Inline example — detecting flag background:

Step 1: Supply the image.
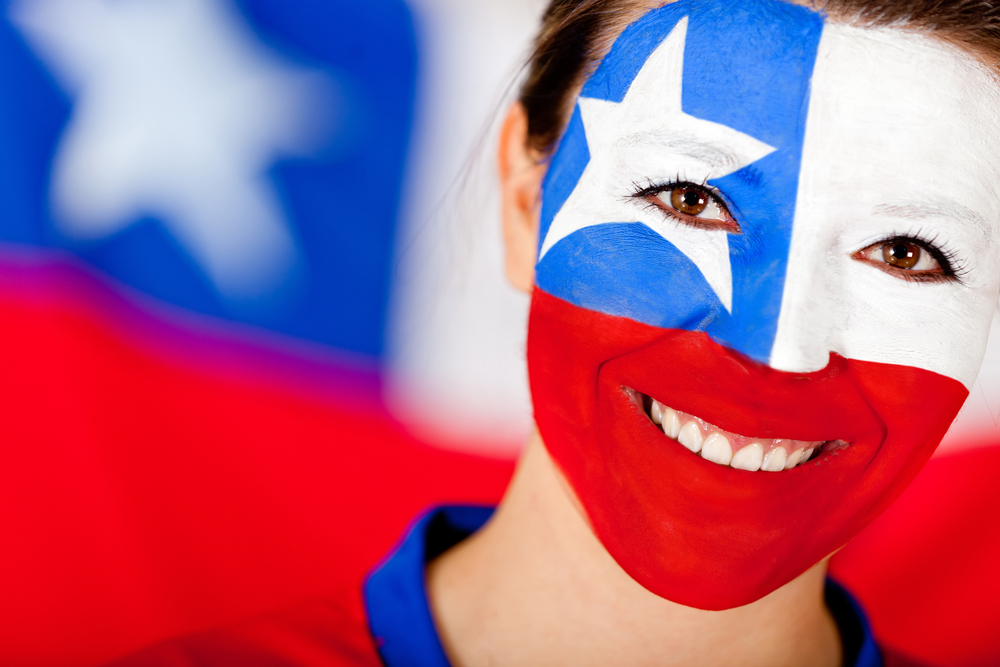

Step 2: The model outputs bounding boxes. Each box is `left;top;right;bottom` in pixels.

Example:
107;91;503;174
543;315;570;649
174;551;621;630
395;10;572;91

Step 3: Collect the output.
0;1;995;665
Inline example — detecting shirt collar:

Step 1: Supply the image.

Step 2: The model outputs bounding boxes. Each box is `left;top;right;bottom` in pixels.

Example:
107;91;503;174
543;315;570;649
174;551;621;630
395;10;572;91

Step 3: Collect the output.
364;506;882;667
364;506;492;667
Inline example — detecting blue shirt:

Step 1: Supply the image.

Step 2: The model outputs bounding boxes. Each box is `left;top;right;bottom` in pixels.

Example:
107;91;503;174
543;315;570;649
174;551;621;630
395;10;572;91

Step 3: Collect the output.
364;507;883;667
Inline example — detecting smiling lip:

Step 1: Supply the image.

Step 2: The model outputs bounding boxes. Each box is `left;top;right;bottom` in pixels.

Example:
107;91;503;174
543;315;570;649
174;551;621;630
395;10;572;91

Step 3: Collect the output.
624;387;849;472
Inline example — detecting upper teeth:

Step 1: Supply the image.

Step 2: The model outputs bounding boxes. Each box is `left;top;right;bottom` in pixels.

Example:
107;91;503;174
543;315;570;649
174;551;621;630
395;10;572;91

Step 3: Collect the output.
645;396;834;472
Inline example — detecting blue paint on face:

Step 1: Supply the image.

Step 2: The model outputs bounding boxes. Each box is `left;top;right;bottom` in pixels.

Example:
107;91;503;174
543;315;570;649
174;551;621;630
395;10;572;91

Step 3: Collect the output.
535;0;824;364
540;223;723;332
538;106;590;245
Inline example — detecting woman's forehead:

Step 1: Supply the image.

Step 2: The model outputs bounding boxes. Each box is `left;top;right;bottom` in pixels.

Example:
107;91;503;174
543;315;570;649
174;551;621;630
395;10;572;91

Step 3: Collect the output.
804;23;1000;223
594;0;1000;128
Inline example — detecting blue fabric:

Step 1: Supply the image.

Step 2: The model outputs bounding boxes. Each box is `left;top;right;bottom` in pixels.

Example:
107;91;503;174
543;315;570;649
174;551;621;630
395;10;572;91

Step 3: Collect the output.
826;579;884;667
364;505;883;667
364;506;493;667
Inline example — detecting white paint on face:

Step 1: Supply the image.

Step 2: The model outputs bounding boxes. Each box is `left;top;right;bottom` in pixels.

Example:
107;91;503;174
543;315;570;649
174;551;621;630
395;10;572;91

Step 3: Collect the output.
770;24;1000;389
538;17;776;312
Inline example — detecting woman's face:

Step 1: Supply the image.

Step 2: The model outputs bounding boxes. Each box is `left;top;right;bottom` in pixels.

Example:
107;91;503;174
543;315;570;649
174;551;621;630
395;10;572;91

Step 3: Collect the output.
527;0;1000;610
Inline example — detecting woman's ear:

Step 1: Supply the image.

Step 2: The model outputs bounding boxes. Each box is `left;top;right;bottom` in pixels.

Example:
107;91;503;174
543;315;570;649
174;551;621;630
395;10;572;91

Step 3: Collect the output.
498;102;547;294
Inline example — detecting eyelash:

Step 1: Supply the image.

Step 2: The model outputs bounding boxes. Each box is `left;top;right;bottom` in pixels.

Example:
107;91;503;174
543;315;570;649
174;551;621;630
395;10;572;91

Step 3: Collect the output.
861;231;967;285
628;178;739;233
629;180;967;285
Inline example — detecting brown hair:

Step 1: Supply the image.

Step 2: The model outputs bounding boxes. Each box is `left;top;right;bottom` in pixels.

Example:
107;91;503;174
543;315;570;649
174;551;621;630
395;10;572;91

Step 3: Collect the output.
519;0;1000;154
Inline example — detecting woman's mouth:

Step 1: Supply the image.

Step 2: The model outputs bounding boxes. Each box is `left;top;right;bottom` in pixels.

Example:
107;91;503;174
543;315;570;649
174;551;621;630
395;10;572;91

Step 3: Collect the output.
625;388;848;472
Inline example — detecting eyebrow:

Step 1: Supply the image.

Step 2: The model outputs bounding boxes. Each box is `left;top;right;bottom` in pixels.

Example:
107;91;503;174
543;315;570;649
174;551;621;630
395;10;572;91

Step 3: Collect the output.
636;130;745;173
669;138;741;170
667;136;743;172
872;201;994;239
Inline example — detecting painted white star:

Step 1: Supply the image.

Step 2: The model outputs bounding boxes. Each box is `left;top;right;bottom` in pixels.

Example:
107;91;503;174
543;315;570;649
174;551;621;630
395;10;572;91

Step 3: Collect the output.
12;0;339;300
539;17;776;312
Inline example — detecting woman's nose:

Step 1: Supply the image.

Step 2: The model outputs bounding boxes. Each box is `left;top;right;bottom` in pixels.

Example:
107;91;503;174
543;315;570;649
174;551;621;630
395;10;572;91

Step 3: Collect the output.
766;233;844;375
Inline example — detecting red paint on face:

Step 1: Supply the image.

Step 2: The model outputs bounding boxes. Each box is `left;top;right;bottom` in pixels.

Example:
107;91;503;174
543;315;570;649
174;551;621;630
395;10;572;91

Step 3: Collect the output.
527;288;967;610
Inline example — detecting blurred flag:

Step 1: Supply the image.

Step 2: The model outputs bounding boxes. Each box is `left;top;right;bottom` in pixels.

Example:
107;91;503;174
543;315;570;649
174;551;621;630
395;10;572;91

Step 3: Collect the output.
4;0;412;354
0;0;535;664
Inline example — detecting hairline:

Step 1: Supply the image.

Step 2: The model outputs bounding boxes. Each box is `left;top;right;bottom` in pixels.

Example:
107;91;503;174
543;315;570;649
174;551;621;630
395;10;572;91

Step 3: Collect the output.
532;0;1000;157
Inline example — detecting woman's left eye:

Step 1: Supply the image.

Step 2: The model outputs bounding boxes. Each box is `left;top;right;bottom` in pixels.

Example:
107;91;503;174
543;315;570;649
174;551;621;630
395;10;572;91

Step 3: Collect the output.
854;238;950;281
638;182;740;233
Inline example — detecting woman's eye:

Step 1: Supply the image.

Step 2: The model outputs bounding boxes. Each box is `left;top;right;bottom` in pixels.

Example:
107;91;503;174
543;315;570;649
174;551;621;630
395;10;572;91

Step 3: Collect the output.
666;186;713;217
855;238;949;281
641;183;740;233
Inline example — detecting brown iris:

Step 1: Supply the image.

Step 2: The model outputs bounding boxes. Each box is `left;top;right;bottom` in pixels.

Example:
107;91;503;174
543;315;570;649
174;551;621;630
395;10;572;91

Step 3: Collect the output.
882;241;921;269
670;186;709;216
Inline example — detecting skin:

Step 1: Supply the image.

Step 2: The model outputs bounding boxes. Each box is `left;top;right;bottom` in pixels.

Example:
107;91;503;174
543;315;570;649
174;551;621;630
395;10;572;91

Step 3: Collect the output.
425;103;842;667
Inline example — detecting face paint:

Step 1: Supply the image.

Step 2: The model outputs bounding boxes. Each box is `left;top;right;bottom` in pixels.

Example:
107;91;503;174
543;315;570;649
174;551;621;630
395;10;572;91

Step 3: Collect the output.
528;0;1000;610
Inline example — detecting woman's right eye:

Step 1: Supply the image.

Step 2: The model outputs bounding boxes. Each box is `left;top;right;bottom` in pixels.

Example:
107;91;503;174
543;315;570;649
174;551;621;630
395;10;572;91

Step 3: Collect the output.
638;182;741;234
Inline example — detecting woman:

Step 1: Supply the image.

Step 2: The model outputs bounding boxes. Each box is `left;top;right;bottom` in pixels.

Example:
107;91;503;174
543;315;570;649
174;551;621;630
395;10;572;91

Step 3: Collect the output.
378;0;1000;664
112;0;1000;664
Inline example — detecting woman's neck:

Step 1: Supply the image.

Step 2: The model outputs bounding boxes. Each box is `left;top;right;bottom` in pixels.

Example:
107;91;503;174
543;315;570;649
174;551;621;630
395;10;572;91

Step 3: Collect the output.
427;430;842;667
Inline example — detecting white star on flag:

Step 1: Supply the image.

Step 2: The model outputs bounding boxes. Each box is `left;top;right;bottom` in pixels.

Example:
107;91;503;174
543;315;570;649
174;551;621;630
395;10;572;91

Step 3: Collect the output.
12;0;339;300
539;17;776;312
